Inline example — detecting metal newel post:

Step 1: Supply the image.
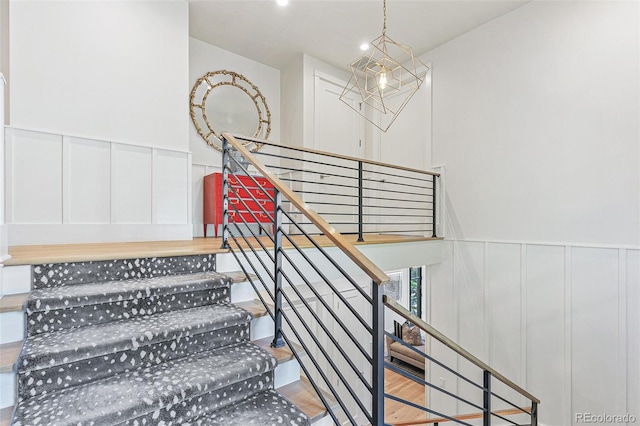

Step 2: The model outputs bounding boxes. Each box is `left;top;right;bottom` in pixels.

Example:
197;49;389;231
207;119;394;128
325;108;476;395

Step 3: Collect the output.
432;175;437;238
372;281;385;425
531;401;538;426
357;161;364;242
483;370;491;426
271;188;285;348
221;137;230;249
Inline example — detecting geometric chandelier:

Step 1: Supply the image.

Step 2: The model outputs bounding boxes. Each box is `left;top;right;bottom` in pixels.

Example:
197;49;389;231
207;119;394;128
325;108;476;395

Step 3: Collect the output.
340;0;429;132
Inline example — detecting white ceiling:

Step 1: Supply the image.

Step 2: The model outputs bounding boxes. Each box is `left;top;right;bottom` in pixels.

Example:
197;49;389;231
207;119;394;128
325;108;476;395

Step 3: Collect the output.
189;0;529;71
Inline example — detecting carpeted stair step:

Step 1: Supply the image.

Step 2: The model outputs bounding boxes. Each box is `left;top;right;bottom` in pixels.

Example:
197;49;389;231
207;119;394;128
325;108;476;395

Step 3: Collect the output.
26;271;231;335
13;341;277;426
191;389;310;425
18;303;251;399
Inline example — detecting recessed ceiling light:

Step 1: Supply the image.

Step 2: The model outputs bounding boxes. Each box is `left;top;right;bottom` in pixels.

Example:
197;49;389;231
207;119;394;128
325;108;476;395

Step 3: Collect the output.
276;0;289;6
360;43;370;51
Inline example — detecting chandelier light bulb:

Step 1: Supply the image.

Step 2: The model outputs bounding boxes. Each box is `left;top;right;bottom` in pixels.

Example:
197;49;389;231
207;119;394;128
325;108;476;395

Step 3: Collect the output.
378;71;388;90
360;43;370;51
276;0;289;6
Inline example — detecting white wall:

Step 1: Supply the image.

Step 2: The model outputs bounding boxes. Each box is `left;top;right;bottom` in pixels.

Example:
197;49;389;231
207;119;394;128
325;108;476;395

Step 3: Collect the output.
423;0;639;246
421;2;639;425
189;37;280;237
0;0;9;124
9;1;189;151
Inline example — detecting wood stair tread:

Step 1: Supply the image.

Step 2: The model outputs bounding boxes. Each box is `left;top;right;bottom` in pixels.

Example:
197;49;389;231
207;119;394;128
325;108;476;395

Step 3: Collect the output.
223;270;259;284
234;300;269;318
0;341;22;374
0;406;12;426
252;336;304;364
278;377;338;423
0;293;29;313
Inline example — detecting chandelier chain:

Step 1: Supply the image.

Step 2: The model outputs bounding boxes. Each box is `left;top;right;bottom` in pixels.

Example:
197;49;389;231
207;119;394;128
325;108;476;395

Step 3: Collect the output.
382;0;387;37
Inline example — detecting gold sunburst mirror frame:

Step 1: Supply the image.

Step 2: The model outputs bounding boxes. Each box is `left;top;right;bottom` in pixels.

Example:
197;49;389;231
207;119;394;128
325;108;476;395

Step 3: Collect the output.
190;70;271;152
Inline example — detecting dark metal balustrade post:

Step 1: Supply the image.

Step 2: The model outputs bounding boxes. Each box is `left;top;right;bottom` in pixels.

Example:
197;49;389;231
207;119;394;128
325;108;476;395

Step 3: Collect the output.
221;137;230;249
372;281;384;425
358;161;364;242
271;188;285;348
531;401;538;426
432;175;438;238
483;370;491;426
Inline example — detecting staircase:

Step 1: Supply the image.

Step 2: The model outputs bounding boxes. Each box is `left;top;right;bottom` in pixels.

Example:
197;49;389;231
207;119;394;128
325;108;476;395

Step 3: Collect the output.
3;255;310;425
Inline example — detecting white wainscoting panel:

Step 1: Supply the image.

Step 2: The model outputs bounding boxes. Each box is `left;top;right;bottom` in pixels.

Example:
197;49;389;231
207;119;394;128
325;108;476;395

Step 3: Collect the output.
571;247;621;418
428;240;639;426
112;143;152;224
192;165;206;237
526;244;566;425
627;250;639;418
154;150;188;225
7;128;63;224
5;127;192;244
454;240;486;408
65;136;111;224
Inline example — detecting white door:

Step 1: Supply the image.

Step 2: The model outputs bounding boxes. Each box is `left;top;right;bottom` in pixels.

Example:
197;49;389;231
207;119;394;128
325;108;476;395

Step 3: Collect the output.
312;76;364;234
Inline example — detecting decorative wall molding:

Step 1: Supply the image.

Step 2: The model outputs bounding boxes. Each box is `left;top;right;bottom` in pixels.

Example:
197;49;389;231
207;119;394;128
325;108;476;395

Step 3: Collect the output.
4;127;192;245
428;238;639;426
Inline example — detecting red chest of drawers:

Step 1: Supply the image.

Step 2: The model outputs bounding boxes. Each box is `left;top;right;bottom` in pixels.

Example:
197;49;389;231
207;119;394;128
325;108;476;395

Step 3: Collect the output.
203;172;275;237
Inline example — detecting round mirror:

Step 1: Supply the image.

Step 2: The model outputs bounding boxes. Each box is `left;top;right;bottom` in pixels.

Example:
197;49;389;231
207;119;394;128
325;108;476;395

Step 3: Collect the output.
190;70;271;152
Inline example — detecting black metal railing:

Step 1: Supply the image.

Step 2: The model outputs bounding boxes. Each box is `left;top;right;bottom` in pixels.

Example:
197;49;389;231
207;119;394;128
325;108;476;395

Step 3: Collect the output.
384;297;539;426
223;134;439;241
219;132;538;426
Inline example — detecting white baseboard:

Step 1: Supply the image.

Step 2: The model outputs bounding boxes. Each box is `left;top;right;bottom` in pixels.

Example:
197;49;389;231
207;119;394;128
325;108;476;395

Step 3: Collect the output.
8;224;193;246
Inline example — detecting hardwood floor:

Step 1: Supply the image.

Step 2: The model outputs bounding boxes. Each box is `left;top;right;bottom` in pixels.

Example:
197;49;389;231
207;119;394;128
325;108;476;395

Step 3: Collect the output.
4;235;439;265
385;368;428;425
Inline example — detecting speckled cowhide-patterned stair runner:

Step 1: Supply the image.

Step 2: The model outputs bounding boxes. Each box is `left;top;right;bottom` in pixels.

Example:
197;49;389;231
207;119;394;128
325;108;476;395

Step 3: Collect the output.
11;255;309;426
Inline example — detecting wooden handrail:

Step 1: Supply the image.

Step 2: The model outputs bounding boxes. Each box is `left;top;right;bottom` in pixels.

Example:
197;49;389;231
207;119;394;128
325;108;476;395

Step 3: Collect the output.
223;132;390;285
383;296;541;403
230;134;440;177
389;406;532;426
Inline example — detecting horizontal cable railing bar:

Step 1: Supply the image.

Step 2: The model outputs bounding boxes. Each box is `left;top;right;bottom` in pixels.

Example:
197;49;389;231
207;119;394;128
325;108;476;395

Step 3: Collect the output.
277;244;374;358
489;410;520;426
385;333;483;391
257;151;360;173
279;209;374;302
384;296;540;403
225;132;389;285
389;406;533;426
277;304;356;424
269;165;359;182
227;186;275;241
227;171;276;218
306;201;434;211
265;168;433;194
384;393;473;426
384;361;484;412
233;133;440;177
276;284;373;397
361;169;434;184
278;177;361;191
228;237;355;425
490;390;533;416
267;162;433;190
291;189;432;205
228;154;276;203
227;227;275;282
